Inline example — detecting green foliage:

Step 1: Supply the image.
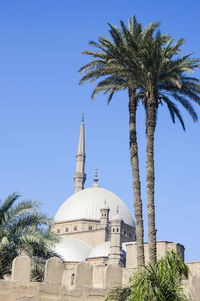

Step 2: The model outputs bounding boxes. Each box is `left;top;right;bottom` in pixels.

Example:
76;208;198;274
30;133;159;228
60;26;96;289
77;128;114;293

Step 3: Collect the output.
106;251;189;301
79;16;200;129
0;193;60;281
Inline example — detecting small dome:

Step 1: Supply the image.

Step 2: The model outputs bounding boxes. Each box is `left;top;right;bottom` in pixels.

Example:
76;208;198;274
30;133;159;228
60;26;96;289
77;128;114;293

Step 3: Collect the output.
55;236;92;262
54;186;135;227
87;241;110;259
87;241;127;259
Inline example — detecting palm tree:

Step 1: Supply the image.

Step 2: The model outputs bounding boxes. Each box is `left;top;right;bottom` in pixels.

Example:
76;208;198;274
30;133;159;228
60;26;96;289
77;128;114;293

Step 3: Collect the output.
0;193;59;280
106;251;188;301
79;16;159;267
80;18;200;264
134;33;200;263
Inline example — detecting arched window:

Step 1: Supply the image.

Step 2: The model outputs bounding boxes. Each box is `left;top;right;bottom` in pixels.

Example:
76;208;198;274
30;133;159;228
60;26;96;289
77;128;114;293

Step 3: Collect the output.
88;225;92;230
57;228;60;233
117;228;119;232
74;225;77;231
65;227;68;232
113;228;115;232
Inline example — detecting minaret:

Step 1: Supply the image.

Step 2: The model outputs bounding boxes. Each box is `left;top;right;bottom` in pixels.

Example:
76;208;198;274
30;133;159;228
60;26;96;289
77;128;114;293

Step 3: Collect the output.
108;208;123;265
73;115;86;192
100;200;110;241
100;200;110;227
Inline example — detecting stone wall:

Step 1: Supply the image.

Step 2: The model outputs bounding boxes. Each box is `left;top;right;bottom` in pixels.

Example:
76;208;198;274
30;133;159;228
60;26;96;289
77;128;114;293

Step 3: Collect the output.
0;255;122;301
126;241;184;268
1;246;200;301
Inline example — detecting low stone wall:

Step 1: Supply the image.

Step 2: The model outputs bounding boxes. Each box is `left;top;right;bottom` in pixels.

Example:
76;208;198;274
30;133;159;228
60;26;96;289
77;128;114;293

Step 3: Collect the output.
0;280;106;301
0;254;200;301
185;261;200;301
0;255;122;301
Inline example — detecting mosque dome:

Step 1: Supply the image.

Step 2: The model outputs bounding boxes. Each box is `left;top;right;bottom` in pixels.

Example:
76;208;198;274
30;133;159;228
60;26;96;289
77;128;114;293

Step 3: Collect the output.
87;241;110;259
54;236;92;262
54;185;135;227
87;241;127;260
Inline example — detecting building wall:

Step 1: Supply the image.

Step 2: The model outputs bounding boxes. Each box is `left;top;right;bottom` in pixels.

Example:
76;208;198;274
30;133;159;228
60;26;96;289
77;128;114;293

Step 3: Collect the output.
126;241;184;268
66;228;107;248
52;219;100;235
53;219;135;248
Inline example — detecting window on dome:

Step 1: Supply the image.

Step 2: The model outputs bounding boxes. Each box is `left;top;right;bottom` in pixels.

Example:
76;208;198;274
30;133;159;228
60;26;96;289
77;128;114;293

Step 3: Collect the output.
74;226;77;231
57;229;60;233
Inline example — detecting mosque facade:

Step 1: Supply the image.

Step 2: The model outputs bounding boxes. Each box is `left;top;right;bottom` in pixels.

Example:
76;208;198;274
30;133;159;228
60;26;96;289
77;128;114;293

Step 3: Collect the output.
52;117;136;267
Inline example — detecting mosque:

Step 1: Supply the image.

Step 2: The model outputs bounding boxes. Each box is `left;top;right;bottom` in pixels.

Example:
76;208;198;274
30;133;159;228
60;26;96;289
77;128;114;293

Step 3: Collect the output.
2;118;200;301
52;116;136;267
52;117;186;271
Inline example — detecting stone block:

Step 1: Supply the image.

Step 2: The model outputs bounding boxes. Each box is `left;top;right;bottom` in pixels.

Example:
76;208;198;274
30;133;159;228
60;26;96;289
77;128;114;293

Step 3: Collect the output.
44;257;64;285
75;262;93;287
92;265;104;288
62;269;75;288
104;263;122;289
11;255;31;282
126;242;137;268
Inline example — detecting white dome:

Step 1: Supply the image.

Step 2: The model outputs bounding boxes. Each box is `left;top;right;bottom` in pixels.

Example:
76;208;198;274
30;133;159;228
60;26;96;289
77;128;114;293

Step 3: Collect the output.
54;186;135;227
54;236;92;262
87;241;127;259
87;241;110;259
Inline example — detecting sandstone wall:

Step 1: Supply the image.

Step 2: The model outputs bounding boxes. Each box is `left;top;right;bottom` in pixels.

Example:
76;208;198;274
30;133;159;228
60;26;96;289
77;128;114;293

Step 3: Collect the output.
126;241;184;268
1;247;200;301
0;255;120;301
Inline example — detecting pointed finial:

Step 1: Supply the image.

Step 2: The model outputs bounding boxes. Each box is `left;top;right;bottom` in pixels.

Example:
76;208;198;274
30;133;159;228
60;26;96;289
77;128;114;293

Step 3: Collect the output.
116;206;119;214
93;168;99;187
82;113;84;123
94;168;98;183
111;206;121;221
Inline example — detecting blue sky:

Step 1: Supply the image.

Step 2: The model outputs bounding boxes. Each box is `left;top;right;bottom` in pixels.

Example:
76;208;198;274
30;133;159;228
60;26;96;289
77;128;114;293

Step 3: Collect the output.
0;0;200;262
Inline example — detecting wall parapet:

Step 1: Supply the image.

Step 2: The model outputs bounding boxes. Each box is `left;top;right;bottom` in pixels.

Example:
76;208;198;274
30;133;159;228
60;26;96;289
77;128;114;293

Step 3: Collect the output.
0;255;117;301
1;244;200;301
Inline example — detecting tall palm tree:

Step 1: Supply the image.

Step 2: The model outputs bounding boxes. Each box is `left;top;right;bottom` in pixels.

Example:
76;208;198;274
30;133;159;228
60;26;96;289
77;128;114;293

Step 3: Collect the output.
80;18;200;265
135;33;200;263
79;17;159;267
0;193;59;280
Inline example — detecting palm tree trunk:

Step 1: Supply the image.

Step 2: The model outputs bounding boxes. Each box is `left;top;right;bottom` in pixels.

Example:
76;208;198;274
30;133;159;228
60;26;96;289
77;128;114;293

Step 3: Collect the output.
129;88;145;267
146;95;157;263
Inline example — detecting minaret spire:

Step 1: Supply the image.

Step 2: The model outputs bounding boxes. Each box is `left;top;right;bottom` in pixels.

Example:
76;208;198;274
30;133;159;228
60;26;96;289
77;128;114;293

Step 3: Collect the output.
73;115;86;192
